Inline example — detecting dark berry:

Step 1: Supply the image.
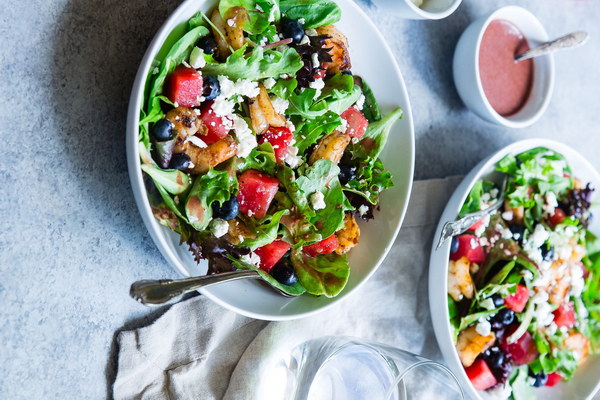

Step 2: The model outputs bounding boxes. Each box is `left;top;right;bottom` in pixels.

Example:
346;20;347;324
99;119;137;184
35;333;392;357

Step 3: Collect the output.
280;18;304;43
529;370;547;387
491;294;504;307
151;119;175;141
202;75;220;101
168;153;192;170
342;70;353;76
197;35;218;55
338;163;357;185
492;308;515;327
560;184;595;226
270;260;298;286
483;347;505;370
212;197;239;221
509;224;525;244
450;237;459;254
541;243;554;262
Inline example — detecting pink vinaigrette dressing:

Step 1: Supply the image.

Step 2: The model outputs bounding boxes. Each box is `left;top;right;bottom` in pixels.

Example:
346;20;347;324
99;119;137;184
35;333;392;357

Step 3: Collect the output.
479;19;534;116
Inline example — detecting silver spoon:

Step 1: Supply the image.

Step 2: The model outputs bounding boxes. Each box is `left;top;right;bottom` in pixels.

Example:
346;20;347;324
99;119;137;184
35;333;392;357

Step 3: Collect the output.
436;176;508;250
515;31;588;62
130;269;295;305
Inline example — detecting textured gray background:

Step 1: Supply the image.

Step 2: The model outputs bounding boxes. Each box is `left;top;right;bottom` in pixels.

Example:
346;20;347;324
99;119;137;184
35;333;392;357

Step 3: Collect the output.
1;0;599;398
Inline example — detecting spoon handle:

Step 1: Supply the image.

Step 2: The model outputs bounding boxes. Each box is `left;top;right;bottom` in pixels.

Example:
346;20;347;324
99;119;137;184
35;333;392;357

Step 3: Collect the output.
130;270;261;305
515;31;588;62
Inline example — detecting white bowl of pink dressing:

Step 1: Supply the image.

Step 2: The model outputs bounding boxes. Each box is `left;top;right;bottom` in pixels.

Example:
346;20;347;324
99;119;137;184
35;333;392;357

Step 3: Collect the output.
453;6;555;128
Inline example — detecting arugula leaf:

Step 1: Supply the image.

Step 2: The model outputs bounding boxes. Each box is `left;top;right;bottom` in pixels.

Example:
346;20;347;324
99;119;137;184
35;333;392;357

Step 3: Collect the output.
202;45;303;81
151;203;192;242
360;107;403;160
355;75;381;122
219;0;280;35
458;308;503;331
141;163;191;195
154;183;188;222
291;247;350;297
185;169;238;231
237;142;278;175
240;210;287;250
286;87;329;118
269;77;298;99
279;0;341;28
294;112;342;154
323;84;362;115
228;255;307;296
458;180;497;217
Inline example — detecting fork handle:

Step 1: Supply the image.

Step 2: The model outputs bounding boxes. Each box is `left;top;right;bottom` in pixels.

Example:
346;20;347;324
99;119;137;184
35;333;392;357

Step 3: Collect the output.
130;270;261;305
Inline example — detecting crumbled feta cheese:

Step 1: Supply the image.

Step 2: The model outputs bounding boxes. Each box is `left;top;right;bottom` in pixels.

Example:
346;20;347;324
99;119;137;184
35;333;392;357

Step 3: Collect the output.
259;36;268;46
521;269;534;281
230;114;257;158
490;188;499;198
474;214;490;236
543;192;559;216
173;102;179;107
186;135;208;148
268;5;277;22
355;94;365;110
310;191;326;210
263;77;276;90
305;28;317;36
299;35;310;45
336;118;349;134
217;75;236;97
476;318;491;336
311;53;320;69
211;96;236;117
480;298;495;310
209;218;229;238
532;290;549;304
358;204;369;216
479;383;511;400
546;322;558;335
534;301;554;326
501;210;514;221
309;78;325;90
226;18;235;27
285;119;296;133
152;67;159;74
298;17;306;25
247;210;254;217
570;263;585;296
234;79;260;98
189;47;206;69
255;4;263;12
531;224;550;247
241;252;261;267
283;142;303;169
271;96;289;115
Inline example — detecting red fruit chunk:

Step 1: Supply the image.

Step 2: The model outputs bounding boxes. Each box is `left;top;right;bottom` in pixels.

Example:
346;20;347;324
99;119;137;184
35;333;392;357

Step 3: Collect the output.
340;106;369;138
549;208;567;226
500;328;539;366
237;170;279;219
200;101;231;144
254;240;291;272
167;66;204;107
259;126;293;164
465;359;498;391
546;372;562;387
449;234;486;263
303;235;339;257
503;284;529;313
553;302;576;328
468;218;484;232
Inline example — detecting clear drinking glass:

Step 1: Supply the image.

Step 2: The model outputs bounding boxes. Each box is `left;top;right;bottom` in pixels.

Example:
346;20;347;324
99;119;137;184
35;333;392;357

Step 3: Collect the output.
277;336;464;400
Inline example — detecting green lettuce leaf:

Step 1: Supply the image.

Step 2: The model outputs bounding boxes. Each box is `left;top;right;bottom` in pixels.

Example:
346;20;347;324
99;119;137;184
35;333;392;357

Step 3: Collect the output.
355;75;381;122
219;0;280;35
291;247;350;297
185;169;238;231
240;210;287;250
279;0;341;28
294;111;342;154
228;255;307;296
141;163;191;195
237;142;278;175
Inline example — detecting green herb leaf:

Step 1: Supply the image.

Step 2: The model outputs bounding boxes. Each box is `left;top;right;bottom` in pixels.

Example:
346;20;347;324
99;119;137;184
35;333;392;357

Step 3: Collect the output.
240;210;288;250
219;0;280;34
279;0;341;28
228;255;307;296
291;247;350;297
141;163;191;195
185;169;238;231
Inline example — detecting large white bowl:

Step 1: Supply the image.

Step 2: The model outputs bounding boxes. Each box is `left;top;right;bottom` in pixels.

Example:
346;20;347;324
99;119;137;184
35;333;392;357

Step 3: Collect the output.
126;0;415;320
429;139;600;399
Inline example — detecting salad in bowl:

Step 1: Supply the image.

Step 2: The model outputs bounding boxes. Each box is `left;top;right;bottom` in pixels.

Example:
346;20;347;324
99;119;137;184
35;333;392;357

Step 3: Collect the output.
134;0;404;300
443;146;600;399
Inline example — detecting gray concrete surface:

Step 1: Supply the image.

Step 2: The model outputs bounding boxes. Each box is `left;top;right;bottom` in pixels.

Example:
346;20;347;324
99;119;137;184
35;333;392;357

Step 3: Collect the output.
1;0;599;398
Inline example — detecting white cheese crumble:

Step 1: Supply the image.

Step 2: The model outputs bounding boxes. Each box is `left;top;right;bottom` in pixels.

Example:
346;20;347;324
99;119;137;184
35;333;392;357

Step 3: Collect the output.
211;96;236;117
336;118;349;134
241;252;261;267
480;298;495;310
311;53;320;69
263;77;276;90
299;35;310;45
209;218;229;238
476;318;491;336
298;17;306;25
501;210;514;221
474;214;491;236
543;191;558;216
271;96;289;115
309;78;325;98
479;383;512;400
355;94;365;110
358;204;369;217
230;114;257;158
534;301;554;326
283;143;303;169
305;28;317;36
310;191;326;210
186;135;208;148
189;47;206;69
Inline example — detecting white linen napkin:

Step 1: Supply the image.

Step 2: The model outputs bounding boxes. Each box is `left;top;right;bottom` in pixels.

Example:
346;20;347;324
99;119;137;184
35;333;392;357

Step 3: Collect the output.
113;178;462;400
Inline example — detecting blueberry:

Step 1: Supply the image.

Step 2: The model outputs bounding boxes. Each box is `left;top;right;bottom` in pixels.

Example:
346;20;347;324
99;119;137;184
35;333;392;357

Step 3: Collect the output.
151;119;175;141
491;294;504;307
509;224;525;244
202;75;220;101
212;197;239;221
280;18;304;43
342;70;353;76
450;237;459;254
197;36;218;55
493;308;515;326
483;347;505;370
529;370;547;387
338;163;357;185
270;260;298;286
168;153;192;170
541;243;555;262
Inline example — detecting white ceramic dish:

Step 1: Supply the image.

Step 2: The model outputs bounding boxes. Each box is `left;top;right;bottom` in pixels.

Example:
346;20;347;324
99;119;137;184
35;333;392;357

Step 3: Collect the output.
126;0;415;320
429;139;600;400
453;6;555;128
373;0;462;20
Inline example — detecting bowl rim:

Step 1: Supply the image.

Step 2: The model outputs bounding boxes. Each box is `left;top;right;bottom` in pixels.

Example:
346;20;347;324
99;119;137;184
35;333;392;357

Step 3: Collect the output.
401;0;463;20
429;138;600;399
125;0;415;320
473;5;555;128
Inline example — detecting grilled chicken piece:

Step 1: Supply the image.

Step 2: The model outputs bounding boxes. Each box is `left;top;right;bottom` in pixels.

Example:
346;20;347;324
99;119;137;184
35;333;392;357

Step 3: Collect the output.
335;213;360;254
448;257;474;302
316;25;351;74
456;326;496;367
248;84;286;135
210;9;232;60
227;218;257;244
185;135;238;174
564;332;590;366
309;131;350;165
504;200;524;225
165;107;207;153
222;6;246;50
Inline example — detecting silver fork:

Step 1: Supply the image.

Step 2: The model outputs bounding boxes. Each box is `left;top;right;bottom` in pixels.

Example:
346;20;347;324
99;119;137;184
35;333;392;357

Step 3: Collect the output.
130;269;296;305
435;176;508;250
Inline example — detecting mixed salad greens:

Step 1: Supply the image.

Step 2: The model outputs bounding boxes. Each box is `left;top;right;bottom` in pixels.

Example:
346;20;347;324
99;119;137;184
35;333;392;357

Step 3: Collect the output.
138;0;402;298
447;148;599;399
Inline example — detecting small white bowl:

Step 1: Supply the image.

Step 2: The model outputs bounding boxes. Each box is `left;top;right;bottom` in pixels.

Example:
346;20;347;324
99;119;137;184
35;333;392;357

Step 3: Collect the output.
429;139;600;400
373;0;462;20
453;6;555;128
